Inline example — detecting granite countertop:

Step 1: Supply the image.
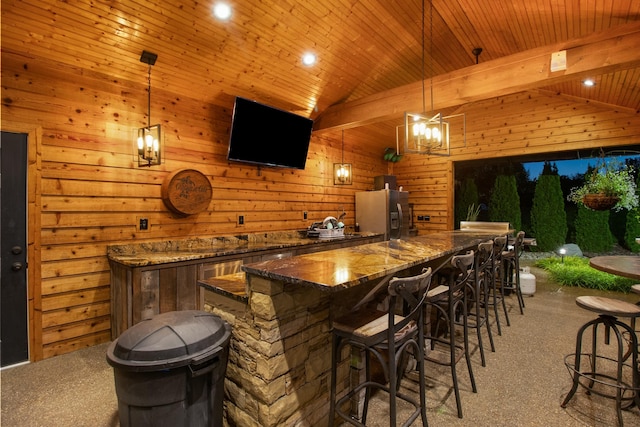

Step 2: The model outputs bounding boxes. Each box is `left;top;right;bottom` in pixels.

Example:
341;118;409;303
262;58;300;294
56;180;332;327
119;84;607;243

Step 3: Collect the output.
242;230;505;292
107;231;380;267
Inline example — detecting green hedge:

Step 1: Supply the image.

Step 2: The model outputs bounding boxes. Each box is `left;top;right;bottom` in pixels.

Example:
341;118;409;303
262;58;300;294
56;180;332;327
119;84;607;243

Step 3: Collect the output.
489;175;521;231
575;206;615;252
530;174;567;251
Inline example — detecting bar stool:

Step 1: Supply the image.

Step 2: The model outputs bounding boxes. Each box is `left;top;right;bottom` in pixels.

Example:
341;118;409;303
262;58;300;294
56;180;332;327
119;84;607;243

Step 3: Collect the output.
328;267;433;427
488;236;510;334
501;231;526;315
561;295;640;427
469;240;496;365
424;251;477;418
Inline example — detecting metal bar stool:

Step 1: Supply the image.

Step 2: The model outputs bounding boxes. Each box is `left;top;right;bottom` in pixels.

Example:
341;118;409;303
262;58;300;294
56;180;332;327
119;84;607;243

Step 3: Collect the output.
328;267;433;427
470;240;496;365
488;236;510;334
501;231;526;315
561;295;640;427
424;251;477;418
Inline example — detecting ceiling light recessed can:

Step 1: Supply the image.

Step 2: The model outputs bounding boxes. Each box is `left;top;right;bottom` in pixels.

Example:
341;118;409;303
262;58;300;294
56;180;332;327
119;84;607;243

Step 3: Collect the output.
302;52;316;66
582;79;595;87
213;2;232;20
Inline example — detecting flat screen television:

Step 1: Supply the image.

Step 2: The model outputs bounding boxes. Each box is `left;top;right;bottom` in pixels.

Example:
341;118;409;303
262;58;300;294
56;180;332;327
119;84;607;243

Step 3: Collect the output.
227;97;314;169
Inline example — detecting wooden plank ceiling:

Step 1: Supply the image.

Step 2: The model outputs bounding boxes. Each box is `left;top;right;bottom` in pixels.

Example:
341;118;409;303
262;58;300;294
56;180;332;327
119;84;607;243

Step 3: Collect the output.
3;0;639;152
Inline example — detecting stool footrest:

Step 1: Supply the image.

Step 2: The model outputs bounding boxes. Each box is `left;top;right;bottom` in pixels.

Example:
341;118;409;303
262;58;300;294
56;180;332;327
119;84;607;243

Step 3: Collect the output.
563;353;639;402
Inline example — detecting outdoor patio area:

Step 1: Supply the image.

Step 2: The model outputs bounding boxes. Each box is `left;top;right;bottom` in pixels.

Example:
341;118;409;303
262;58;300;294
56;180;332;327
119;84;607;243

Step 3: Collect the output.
1;259;639;426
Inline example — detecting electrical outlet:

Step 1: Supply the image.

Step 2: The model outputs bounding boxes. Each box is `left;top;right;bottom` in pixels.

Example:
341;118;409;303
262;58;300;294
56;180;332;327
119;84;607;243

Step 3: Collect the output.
237;215;245;226
424;215;430;221
136;216;150;232
417;215;424;221
303;211;308;220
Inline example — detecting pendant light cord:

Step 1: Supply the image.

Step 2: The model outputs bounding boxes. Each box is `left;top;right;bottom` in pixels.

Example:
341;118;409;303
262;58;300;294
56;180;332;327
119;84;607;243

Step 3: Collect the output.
429;0;434;116
341;130;345;164
147;64;152;128
421;0;426;115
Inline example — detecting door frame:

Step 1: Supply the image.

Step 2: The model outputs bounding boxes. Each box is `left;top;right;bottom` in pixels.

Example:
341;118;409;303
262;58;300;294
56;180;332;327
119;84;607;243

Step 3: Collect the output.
1;121;42;362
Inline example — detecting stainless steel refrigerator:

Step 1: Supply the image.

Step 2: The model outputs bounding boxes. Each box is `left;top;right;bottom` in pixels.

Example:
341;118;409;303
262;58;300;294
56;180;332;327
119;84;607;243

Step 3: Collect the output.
355;190;410;240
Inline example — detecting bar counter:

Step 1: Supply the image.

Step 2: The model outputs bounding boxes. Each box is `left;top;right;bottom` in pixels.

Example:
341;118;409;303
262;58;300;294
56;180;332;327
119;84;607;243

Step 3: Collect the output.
107;231;380;267
203;230;506;427
242;230;498;291
107;231;383;338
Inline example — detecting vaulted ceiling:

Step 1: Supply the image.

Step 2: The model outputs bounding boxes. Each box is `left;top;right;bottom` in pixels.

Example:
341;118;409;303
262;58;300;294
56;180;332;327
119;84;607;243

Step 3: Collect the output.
3;0;639;152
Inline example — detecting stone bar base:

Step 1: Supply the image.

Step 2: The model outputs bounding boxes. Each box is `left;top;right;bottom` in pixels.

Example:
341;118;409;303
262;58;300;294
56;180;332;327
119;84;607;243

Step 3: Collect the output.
204;273;368;426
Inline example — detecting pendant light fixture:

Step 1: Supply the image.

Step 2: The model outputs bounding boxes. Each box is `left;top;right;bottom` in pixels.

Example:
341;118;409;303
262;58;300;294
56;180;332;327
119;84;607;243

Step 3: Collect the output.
333;130;352;185
396;0;464;156
136;50;162;167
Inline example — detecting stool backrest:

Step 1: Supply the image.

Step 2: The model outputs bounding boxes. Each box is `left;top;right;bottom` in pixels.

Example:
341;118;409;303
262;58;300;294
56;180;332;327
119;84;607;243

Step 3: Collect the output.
450;251;475;292
513;231;525;256
388;267;433;334
475;240;494;281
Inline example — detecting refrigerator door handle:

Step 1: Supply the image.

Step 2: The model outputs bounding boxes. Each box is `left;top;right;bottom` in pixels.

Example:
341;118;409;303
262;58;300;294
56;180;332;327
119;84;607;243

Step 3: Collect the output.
394;202;403;239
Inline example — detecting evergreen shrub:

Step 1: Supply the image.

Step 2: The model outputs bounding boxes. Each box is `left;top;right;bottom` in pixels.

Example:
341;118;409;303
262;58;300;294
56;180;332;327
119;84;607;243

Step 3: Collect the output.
530;174;567;251
489;175;521;231
575;205;615;252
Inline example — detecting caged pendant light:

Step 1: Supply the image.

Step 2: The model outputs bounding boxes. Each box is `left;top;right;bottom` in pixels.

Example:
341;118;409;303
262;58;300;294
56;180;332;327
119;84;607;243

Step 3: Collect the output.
136;50;162;167
333;130;352;185
396;0;465;156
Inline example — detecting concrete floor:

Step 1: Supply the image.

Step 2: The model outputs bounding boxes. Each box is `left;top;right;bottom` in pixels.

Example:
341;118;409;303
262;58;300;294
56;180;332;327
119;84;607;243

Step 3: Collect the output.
1;260;639;426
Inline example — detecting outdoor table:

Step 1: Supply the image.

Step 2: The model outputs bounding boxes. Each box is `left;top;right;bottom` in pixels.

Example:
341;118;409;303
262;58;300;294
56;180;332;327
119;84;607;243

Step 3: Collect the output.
589;255;640;281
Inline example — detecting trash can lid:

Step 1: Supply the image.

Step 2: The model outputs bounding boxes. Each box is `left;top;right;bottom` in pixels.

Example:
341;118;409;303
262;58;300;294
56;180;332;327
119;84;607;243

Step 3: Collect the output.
107;310;231;371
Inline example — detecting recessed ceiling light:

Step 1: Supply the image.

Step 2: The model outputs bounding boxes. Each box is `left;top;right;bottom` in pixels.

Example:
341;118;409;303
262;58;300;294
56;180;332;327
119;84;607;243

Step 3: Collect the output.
302;52;316;66
213;2;232;20
582;79;595;87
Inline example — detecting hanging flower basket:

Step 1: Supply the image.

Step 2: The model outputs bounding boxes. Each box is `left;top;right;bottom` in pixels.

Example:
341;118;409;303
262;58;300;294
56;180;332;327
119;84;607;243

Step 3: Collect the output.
567;158;638;212
582;193;620;211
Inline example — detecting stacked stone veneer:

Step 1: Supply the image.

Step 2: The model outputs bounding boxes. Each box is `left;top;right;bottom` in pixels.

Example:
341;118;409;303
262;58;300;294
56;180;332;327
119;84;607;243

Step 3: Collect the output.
205;273;356;427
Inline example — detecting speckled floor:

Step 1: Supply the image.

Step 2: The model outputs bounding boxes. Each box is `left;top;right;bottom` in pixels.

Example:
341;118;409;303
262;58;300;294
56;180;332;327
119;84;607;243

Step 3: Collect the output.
1;260;639;426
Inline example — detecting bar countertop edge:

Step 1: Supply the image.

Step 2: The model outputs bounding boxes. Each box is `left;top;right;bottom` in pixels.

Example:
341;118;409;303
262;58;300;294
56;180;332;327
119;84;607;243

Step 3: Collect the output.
242;230;508;292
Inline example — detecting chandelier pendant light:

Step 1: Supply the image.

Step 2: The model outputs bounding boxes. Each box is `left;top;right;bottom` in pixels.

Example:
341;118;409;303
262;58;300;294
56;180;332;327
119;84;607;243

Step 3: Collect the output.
396;0;462;156
136;50;162;167
333;130;352;185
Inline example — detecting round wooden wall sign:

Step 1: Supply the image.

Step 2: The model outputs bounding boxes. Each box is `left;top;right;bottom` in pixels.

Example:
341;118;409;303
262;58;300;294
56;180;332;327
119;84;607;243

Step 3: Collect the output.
161;169;212;216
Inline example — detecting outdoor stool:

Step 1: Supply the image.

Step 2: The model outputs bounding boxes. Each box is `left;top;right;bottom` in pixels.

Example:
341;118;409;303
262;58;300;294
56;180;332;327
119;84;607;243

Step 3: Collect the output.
501;231;526;315
328;268;433;427
470;240;496;366
424;251;477;418
561;295;640;427
489;236;510;333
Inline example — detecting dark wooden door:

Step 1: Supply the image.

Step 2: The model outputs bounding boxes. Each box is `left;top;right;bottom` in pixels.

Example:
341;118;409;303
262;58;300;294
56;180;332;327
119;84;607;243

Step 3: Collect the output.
1;131;29;367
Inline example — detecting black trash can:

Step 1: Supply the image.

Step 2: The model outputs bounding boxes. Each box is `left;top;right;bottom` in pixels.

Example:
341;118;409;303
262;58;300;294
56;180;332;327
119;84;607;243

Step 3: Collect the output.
106;310;231;427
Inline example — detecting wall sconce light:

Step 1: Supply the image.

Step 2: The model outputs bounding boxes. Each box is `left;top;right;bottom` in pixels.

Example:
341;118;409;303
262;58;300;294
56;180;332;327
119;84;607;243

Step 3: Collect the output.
136;50;162;167
334;130;352;185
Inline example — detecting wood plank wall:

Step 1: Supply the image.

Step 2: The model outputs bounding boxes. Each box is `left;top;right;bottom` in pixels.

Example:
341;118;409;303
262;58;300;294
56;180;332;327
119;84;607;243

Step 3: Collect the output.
1;51;387;360
394;91;640;233
2;51;639;360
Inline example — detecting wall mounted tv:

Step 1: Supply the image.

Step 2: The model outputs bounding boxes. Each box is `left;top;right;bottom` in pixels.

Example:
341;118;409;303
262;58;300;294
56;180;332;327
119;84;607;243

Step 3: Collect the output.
227;96;314;170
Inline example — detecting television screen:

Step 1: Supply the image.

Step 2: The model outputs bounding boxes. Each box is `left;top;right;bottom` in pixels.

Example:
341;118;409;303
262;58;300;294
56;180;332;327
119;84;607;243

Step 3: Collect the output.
227;97;313;169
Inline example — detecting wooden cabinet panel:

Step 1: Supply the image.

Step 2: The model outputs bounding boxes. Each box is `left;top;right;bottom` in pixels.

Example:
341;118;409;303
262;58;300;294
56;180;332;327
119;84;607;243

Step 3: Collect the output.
158;268;177;313
176;265;198;311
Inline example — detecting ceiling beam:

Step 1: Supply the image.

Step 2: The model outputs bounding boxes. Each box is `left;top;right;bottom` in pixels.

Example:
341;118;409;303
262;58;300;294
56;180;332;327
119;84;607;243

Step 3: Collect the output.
313;21;640;132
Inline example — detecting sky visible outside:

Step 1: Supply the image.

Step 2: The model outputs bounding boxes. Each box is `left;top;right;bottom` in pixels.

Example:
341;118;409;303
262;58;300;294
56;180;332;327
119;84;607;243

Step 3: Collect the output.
524;154;640;179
